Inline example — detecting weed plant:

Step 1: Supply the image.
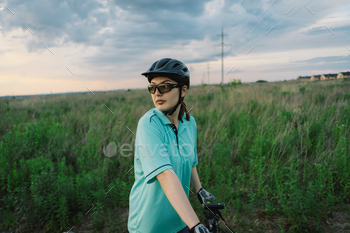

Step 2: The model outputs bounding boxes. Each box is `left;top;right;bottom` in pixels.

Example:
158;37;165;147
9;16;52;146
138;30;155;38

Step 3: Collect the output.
0;80;349;232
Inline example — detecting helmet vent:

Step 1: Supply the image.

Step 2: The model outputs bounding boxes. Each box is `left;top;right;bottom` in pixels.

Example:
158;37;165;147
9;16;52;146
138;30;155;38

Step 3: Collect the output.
172;63;180;68
182;67;188;72
158;58;171;68
150;62;156;71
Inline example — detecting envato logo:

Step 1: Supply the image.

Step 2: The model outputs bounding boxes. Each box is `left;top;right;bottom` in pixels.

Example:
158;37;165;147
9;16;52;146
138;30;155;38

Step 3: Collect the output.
103;140;194;158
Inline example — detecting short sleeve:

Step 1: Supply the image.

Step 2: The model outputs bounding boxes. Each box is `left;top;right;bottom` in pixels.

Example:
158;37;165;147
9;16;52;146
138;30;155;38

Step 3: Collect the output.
135;122;173;183
192;117;198;167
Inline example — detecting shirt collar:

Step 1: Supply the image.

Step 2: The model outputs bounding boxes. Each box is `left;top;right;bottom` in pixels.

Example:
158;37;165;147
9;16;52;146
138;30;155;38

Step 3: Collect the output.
153;107;184;126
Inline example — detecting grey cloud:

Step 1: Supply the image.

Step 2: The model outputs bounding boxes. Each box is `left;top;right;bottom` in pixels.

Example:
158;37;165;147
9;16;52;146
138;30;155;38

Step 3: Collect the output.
84;0;350;70
305;24;350;36
224;0;350;55
1;0;108;50
113;0;211;17
263;55;350;73
293;55;350;64
1;0;350;75
183;57;222;64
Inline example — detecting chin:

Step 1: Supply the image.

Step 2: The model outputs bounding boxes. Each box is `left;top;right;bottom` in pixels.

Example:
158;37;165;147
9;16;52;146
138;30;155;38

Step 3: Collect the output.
156;104;170;111
156;105;165;110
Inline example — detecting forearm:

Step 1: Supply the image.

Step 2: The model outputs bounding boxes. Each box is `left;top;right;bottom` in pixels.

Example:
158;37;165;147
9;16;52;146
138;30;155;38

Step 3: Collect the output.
190;166;202;193
157;169;200;229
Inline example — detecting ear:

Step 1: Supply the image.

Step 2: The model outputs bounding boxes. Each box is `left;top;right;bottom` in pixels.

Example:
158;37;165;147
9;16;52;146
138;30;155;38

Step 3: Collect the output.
182;85;188;97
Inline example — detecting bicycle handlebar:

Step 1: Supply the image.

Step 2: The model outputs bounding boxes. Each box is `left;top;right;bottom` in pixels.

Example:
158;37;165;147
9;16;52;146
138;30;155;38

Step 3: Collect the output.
203;203;236;233
205;203;225;210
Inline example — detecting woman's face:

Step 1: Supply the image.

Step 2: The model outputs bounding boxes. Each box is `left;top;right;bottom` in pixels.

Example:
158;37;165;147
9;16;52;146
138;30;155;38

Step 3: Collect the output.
150;76;186;111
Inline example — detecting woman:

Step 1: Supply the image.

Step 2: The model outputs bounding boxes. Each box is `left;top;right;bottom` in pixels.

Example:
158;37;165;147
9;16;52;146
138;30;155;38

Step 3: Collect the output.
127;58;215;233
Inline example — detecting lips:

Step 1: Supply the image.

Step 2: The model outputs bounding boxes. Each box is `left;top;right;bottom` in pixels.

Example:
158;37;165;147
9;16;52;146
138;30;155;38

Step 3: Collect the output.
156;100;165;103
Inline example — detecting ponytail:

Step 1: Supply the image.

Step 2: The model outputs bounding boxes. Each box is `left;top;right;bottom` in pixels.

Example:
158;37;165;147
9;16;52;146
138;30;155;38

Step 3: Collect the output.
179;101;190;121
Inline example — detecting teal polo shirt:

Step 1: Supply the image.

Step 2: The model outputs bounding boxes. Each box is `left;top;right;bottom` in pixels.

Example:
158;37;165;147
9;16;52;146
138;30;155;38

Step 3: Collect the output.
127;107;198;233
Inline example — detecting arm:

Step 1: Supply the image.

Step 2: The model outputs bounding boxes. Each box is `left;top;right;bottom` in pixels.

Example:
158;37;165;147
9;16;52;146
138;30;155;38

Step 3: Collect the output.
190;166;202;193
190;166;205;209
157;169;200;229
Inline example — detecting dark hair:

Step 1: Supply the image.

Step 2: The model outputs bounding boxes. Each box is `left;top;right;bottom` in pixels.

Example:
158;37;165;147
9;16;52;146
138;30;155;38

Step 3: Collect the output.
178;83;190;121
179;101;190;122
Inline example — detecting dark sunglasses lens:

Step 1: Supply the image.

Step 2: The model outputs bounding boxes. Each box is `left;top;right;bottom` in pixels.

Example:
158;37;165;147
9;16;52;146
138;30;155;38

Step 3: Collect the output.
148;86;155;93
148;84;172;94
159;84;171;92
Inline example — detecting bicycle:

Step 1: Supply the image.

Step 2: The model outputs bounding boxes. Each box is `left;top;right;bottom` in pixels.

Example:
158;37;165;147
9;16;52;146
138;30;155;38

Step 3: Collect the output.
203;203;236;233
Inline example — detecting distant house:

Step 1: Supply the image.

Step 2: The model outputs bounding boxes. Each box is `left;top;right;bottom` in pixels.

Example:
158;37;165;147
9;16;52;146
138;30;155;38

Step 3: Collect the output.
326;73;338;79
338;71;350;79
299;76;311;80
310;75;321;81
320;73;337;80
345;72;350;78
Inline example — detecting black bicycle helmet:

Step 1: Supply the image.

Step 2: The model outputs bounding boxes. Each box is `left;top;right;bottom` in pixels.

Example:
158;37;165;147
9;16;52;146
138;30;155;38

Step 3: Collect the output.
142;58;190;116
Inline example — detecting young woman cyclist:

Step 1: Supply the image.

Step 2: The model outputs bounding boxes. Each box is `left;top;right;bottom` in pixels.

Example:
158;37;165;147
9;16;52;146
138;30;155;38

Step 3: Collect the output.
127;58;216;233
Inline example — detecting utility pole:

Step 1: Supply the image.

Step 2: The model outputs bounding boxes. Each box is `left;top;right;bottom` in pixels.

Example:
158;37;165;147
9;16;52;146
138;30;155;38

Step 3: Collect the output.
217;28;228;86
207;63;210;84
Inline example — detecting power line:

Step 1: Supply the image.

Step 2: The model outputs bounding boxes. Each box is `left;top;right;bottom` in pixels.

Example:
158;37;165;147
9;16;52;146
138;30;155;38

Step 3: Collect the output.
232;0;314;56
232;0;286;53
228;0;246;28
224;0;281;61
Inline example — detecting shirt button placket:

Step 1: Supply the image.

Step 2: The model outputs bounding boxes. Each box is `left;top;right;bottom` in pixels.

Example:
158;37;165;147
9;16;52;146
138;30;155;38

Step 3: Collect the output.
171;124;179;153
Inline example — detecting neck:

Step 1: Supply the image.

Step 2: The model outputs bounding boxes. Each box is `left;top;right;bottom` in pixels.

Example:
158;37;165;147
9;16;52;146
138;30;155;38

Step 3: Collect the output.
166;103;182;126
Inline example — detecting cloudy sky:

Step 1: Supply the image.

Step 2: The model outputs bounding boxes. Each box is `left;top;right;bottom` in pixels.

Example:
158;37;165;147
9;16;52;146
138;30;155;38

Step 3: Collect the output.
1;0;349;96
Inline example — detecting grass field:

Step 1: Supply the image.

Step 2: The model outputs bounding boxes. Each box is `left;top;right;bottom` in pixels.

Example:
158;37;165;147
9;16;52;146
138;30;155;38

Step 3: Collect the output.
1;79;350;232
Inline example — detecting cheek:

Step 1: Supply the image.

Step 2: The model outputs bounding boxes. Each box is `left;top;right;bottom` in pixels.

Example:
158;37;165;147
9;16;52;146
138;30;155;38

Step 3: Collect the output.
172;91;180;102
169;93;177;103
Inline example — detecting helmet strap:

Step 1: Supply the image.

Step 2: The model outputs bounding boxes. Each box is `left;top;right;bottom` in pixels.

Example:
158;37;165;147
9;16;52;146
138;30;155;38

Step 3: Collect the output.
162;85;184;116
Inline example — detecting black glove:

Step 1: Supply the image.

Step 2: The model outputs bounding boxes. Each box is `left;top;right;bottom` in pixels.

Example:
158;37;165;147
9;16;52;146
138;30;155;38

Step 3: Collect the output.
197;188;215;205
190;222;210;233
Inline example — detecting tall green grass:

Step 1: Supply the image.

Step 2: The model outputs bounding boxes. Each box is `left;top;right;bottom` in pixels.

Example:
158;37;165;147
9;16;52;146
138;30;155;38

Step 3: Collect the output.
0;80;349;232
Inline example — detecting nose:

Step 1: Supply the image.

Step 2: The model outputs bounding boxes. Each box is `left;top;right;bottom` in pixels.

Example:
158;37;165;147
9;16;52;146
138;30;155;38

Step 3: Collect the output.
154;87;162;95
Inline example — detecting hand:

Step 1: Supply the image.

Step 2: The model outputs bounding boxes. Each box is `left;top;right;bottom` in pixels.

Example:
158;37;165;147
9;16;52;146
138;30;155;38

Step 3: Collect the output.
190;222;210;233
197;188;215;206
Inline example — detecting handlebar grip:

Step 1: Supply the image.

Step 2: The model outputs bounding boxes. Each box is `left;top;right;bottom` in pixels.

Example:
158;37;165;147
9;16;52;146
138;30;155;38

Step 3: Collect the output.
204;203;225;209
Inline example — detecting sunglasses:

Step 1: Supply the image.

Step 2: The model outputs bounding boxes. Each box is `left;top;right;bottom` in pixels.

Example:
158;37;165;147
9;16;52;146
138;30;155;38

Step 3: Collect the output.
148;83;180;94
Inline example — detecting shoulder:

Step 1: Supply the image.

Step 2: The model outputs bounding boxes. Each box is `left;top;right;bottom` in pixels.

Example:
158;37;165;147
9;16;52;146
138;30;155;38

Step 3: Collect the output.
185;114;197;138
137;108;162;130
189;114;197;129
138;108;155;124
